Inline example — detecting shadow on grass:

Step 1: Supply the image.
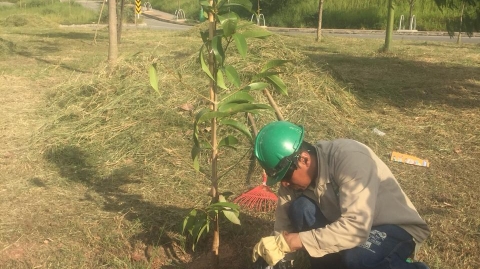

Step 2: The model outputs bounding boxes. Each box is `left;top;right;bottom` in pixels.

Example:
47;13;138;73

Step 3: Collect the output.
0;36;90;73
33;31;101;40
16;50;89;73
303;50;480;110
44;145;272;268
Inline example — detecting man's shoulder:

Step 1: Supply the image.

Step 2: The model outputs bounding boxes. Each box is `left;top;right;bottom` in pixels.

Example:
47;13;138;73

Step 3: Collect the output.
315;139;368;152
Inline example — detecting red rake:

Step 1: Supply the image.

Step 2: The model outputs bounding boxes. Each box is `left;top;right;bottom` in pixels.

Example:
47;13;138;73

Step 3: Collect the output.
235;91;283;213
234;172;277;212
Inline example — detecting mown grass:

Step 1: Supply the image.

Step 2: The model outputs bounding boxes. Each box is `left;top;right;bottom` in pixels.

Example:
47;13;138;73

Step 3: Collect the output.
0;8;479;269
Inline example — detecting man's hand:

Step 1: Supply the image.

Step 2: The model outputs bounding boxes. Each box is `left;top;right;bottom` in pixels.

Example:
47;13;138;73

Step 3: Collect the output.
282;232;303;251
252;233;292;266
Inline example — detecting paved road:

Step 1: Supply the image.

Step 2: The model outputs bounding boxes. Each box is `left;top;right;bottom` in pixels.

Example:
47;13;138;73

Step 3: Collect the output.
139;15;191;31
283;30;480;43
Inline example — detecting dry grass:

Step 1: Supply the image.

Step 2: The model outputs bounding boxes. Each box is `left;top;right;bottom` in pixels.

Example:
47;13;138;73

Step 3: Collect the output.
0;20;479;269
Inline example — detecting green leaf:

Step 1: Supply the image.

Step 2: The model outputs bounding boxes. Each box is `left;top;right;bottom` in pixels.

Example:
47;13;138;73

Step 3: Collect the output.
148;64;159;93
242;29;272;39
207;202;241;225
224;65;241;87
197;110;230;123
191;145;201;171
221;17;238;37
220;91;254;105
220;119;252;142
218;194;227;202
217;0;228;9
218;13;239;37
223;209;241;225
218;135;239;148
216;69;227;90
218;12;238;24
182;209;197;235
265;75;288;95
199;47;214;80
261;60;289;72
194;108;211;124
232;33;247;58
223;0;253;12
212;36;224;66
192;218;208;248
218;103;272;114
242;82;269;91
196;220;209;244
199;0;212;13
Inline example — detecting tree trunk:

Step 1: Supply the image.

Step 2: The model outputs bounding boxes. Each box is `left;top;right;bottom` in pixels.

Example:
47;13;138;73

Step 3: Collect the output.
457;2;464;45
316;0;324;42
207;0;219;268
108;0;118;66
117;0;124;44
408;0;414;30
383;0;395;52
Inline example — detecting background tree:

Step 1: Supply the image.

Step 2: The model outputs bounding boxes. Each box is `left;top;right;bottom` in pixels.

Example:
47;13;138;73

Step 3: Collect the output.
117;0;125;44
434;0;480;44
383;0;395;52
316;0;324;42
406;0;416;29
108;0;118;66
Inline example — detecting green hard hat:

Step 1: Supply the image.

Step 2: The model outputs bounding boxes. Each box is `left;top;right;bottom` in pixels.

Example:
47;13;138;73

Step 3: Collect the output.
254;121;304;186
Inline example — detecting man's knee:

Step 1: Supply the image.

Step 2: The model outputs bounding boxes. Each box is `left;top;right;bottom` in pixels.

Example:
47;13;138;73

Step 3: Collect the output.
288;196;320;231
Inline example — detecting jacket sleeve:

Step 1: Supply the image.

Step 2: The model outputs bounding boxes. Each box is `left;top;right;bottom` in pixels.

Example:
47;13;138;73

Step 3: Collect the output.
299;151;380;257
273;185;297;234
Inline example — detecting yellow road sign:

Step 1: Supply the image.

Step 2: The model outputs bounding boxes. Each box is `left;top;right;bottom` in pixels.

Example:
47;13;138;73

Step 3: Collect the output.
135;0;141;14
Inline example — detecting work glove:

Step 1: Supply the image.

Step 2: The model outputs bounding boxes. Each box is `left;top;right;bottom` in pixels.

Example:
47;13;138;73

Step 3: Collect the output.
252;233;292;266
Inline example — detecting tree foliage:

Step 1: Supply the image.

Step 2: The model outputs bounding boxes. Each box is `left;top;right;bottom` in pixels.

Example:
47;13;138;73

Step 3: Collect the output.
433;0;480;36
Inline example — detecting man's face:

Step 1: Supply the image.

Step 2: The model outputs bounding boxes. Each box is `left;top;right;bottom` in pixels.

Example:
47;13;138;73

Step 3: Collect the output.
280;152;313;191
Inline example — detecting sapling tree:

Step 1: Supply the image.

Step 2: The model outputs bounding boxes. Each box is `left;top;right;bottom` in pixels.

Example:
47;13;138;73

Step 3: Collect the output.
149;0;289;267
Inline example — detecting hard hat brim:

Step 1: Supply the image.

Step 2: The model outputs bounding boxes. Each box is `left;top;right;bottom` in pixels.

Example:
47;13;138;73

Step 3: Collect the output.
266;161;291;186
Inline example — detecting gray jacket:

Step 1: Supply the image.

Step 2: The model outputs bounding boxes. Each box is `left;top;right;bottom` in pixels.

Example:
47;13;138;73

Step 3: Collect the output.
274;139;430;257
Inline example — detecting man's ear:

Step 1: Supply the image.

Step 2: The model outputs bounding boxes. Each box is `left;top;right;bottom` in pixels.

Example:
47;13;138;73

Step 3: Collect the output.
298;151;310;166
280;180;290;188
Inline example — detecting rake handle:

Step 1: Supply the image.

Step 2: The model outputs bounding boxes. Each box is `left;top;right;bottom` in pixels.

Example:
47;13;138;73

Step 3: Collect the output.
263;89;284;121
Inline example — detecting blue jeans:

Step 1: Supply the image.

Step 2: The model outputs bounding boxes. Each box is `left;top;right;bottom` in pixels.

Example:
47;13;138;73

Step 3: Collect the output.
288;196;424;269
